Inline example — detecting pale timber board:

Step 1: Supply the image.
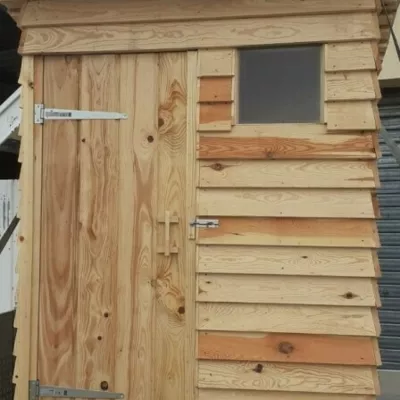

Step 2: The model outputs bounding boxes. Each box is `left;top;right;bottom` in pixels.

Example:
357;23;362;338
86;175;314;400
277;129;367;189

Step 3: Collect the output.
20;13;380;55
197;274;378;306
198;50;234;77
197;188;375;218
325;42;377;72
199;160;378;188
76;55;120;391
186;51;198;400
198;303;378;336
325;72;377;101
197;246;378;277
198;218;380;248
115;54;158;400
155;52;187;400
326;101;378;131
38;56;80;389
12;56;34;400
198;388;376;400
20;0;378;28
198;361;378;395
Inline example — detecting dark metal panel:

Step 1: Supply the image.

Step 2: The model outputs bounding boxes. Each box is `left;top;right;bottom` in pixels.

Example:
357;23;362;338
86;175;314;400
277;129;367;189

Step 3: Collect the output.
378;88;400;371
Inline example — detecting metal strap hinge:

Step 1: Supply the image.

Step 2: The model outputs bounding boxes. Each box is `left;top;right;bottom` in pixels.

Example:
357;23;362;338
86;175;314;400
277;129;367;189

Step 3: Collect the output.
190;218;219;228
34;104;128;124
28;380;124;400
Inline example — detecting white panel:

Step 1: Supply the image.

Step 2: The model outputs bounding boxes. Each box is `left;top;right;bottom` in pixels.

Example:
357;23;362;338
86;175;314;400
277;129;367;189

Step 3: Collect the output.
0;180;19;314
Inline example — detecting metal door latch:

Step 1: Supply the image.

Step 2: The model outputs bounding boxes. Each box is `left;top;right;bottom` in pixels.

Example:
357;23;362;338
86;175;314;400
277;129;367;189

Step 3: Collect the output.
34;104;128;124
29;380;124;399
190;218;219;228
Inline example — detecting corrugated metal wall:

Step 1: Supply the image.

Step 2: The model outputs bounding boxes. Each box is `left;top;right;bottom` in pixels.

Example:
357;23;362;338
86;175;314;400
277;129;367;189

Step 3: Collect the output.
378;88;400;371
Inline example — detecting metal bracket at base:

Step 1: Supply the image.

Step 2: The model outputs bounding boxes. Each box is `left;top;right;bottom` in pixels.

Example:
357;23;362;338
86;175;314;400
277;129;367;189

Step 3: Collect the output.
29;380;124;399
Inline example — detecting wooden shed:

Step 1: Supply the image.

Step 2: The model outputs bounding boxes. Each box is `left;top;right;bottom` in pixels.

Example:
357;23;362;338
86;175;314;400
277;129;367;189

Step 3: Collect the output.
10;1;399;400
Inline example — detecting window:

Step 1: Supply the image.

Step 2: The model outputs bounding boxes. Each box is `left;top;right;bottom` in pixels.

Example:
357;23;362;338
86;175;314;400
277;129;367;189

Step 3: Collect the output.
238;45;321;124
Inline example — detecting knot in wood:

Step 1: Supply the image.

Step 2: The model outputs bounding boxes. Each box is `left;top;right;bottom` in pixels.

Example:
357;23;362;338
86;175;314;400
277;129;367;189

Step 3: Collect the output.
211;163;224;171
253;363;263;373
100;381;109;391
344;292;355;299
278;342;294;354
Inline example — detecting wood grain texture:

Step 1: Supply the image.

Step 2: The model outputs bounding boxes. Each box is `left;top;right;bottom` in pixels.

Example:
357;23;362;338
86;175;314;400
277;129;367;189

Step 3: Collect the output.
198;361;378;394
38;56;80;389
198;303;378;336
185;51;198;400
198;49;234;77
198;332;379;365
197;274;378;306
198;389;376;400
155;52;187;400
199;160;378;188
325;42;376;72
325;72;377;101
198;218;380;248
197;188;375;218
76;55;119;392
19;0;377;28
326;101;378;131
199;78;233;102
12;56;35;400
198;134;375;160
197;245;378;277
20;13;380;55
115;54;158;400
199;103;232;125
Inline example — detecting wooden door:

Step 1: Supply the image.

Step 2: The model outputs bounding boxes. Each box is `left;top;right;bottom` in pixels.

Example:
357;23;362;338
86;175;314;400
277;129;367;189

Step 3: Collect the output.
37;52;196;400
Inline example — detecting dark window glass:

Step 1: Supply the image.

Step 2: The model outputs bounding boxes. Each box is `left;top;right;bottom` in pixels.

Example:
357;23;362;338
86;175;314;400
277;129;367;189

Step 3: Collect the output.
238;45;321;124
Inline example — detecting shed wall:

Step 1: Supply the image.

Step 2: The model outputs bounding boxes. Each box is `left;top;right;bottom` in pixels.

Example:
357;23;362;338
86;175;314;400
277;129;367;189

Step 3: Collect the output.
12;2;391;400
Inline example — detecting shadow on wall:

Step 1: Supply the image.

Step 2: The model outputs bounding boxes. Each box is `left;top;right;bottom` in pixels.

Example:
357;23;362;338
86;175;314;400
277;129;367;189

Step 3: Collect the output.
0;310;16;400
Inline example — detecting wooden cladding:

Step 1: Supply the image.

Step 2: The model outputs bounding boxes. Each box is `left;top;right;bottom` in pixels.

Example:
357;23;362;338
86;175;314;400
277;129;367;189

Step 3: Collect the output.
197;246;379;277
198;361;379;394
198;332;379;365
19;13;380;55
198;303;379;336
197;217;379;247
197;50;235;132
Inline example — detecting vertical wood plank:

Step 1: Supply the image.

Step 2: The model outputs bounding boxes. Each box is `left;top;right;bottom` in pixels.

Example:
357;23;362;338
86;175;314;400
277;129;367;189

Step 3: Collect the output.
13;55;34;400
186;51;198;400
39;56;80;388
155;52;187;400
77;55;120;393
114;53;158;400
30;55;44;383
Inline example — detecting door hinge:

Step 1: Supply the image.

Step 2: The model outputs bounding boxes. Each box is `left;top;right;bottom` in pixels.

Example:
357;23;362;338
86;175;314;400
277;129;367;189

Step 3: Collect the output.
190;218;219;228
34;104;128;124
28;380;124;400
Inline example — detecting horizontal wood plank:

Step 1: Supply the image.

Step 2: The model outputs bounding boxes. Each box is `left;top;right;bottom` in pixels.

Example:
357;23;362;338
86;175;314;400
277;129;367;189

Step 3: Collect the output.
197;246;378;277
20;0;378;28
198;303;378;336
198;49;234;77
198;389;376;400
198;332;378;365
326;101;378;131
325;72;377;101
197;274;378;306
199;78;233;102
198;217;380;248
20;13;380;55
197;188;375;218
325;42;376;72
198;134;375;160
199;103;232;125
199;160;378;188
198;361;378;394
